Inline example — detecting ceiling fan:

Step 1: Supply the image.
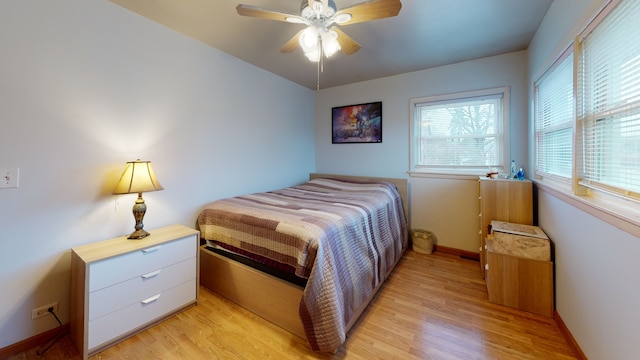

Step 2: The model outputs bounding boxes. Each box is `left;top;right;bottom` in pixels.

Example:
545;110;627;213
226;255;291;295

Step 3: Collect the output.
236;0;402;62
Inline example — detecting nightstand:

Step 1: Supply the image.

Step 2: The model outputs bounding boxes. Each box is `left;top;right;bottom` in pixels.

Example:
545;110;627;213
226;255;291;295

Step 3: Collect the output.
485;221;554;317
70;224;200;359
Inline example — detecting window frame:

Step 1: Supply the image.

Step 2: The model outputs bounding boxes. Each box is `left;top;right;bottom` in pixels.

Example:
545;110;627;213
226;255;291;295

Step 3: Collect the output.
409;87;510;176
533;46;575;184
575;0;640;201
532;0;640;237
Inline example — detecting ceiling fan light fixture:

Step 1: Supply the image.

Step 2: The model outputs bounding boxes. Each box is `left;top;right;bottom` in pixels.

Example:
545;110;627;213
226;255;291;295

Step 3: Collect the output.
304;44;322;62
321;29;341;57
299;26;319;50
237;0;402;65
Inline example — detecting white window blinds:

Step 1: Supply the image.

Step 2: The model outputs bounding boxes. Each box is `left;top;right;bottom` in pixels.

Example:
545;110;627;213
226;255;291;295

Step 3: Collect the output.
412;89;506;173
577;0;640;198
535;51;574;180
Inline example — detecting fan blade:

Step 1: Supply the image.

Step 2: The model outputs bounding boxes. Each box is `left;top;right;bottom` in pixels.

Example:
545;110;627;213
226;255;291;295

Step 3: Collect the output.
236;4;305;23
334;0;402;26
333;28;361;55
280;29;305;53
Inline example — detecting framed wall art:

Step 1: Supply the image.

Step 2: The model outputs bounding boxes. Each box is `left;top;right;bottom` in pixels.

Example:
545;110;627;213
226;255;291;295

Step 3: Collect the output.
331;101;382;144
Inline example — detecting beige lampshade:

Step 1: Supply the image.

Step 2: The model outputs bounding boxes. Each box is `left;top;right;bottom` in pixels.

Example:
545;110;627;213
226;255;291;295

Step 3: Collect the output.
113;160;164;195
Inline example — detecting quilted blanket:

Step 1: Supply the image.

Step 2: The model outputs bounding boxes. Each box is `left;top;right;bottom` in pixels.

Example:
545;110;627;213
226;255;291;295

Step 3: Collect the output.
197;177;408;352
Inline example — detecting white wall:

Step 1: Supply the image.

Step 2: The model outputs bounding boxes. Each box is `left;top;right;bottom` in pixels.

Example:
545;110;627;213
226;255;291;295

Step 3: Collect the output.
529;0;640;358
7;1;636;357
0;0;315;348
538;192;640;359
315;51;529;252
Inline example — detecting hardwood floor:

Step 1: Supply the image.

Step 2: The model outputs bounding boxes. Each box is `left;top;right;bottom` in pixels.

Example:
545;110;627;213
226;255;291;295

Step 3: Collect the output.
8;251;578;359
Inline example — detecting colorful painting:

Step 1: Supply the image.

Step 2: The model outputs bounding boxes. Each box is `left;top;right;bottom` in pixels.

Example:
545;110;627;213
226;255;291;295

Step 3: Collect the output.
332;101;382;143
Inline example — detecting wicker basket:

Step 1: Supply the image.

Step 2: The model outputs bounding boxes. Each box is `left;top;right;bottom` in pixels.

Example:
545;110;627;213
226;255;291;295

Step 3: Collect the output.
412;229;436;254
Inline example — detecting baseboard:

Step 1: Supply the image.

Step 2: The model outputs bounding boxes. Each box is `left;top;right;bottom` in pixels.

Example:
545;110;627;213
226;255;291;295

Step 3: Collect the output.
0;323;69;359
554;310;588;360
433;245;480;261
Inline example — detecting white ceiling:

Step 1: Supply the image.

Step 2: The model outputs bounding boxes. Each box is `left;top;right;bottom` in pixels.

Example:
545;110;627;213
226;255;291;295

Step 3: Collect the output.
109;0;553;90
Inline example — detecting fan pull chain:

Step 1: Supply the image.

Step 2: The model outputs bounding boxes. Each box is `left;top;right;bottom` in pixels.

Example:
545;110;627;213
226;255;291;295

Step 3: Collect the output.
317;42;324;91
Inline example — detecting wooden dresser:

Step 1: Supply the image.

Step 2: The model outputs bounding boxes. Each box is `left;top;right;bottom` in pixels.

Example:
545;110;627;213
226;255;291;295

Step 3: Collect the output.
70;224;200;359
478;177;533;277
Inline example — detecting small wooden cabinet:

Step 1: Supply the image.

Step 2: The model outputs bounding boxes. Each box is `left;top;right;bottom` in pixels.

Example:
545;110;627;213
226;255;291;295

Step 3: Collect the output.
484;221;554;317
70;224;200;359
478;177;532;277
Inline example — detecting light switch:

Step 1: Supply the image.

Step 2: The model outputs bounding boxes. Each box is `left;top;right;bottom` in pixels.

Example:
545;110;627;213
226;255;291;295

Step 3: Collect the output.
0;168;19;189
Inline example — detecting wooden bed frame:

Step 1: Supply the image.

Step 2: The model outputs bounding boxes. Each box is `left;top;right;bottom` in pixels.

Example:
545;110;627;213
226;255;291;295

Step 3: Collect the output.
198;173;409;341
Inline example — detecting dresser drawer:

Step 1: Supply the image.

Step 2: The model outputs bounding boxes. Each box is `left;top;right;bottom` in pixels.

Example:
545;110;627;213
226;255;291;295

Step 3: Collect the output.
89;235;196;292
88;257;196;321
88;278;196;351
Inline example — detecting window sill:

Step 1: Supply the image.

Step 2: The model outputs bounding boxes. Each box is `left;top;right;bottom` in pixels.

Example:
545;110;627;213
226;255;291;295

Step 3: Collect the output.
408;171;486;181
534;178;640;238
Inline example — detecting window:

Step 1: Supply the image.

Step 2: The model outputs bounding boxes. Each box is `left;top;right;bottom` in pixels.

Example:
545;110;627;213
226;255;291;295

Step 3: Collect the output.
410;87;509;175
534;49;574;181
577;0;640;199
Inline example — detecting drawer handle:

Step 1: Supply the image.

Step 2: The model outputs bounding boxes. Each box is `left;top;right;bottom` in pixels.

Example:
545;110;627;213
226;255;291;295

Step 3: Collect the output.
141;246;161;254
141;294;161;304
141;270;162;279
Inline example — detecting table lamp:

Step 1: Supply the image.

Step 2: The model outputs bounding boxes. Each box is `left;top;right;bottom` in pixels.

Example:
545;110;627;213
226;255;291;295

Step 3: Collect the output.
113;159;164;239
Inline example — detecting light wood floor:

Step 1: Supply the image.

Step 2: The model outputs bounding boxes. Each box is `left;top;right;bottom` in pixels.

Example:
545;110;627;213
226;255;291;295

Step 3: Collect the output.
9;251;578;359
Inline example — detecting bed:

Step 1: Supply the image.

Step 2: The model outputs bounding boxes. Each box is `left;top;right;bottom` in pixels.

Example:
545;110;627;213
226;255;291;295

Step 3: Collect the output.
197;173;408;352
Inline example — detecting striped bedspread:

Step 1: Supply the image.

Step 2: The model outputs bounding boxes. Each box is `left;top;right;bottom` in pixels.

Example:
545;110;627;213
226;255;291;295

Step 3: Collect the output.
197;177;408;352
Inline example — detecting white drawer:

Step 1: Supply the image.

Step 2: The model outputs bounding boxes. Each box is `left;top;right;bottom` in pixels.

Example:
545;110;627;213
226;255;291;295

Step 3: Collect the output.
89;235;196;292
88;257;196;321
88;279;196;351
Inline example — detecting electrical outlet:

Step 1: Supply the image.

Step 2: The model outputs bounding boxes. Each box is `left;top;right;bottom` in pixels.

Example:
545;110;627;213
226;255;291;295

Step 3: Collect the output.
31;302;58;319
0;168;19;189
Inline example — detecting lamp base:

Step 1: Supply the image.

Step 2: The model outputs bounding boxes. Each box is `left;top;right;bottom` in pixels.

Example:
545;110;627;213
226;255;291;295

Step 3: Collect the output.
128;193;150;240
127;229;150;240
